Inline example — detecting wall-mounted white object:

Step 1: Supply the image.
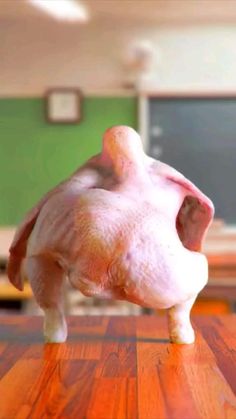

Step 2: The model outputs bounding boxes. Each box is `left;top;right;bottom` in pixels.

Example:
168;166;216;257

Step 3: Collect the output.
122;40;160;90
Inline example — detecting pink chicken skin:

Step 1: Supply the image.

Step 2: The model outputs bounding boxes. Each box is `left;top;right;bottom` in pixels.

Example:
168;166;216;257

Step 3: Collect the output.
8;126;214;344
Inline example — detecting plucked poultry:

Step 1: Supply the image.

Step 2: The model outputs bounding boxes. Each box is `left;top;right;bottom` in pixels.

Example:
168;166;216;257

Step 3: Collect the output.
8;126;214;344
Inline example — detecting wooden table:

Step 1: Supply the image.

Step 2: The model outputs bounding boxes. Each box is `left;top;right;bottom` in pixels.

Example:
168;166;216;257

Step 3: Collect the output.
201;229;236;311
0;316;236;419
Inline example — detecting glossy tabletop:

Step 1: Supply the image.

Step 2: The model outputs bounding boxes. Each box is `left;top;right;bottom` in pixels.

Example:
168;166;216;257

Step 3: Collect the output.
0;315;235;419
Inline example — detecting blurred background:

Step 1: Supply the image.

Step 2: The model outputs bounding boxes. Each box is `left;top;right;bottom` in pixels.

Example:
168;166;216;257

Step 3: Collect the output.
1;0;236;316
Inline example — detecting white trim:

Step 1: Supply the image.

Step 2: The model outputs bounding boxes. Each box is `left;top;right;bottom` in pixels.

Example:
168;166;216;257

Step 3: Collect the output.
138;94;149;152
0;89;137;99
3;89;236;99
138;89;236;98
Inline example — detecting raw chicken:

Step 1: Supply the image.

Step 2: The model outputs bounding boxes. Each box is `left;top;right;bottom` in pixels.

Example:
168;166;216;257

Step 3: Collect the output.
8;126;214;344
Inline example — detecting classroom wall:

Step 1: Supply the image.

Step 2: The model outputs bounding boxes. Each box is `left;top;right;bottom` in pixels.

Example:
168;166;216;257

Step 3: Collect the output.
1;19;236;95
1;13;236;225
0;97;137;225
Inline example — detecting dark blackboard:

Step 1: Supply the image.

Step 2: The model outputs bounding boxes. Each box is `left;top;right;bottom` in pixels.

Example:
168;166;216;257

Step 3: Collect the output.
149;97;236;223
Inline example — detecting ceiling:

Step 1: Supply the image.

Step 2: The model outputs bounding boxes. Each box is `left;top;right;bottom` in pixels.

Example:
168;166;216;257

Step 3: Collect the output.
1;0;236;23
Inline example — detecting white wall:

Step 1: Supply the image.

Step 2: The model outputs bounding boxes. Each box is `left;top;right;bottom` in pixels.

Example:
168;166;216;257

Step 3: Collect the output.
1;18;236;96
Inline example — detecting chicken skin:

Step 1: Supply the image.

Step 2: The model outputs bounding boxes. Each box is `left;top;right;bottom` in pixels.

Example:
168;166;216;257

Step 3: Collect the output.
8;126;214;344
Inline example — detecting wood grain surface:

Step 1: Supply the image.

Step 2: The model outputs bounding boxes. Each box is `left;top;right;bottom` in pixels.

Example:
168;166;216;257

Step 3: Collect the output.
0;315;235;419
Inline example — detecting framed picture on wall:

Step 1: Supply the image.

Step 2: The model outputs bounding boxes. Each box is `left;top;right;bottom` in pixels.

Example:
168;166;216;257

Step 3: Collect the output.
45;88;82;124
